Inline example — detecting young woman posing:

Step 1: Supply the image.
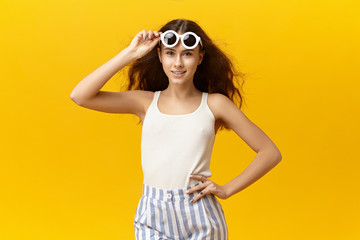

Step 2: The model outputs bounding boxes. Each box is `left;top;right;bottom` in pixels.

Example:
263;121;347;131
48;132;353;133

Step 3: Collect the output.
70;18;282;240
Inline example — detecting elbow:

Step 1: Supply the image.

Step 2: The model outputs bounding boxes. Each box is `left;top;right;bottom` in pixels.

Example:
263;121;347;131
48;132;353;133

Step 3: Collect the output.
70;92;83;105
274;149;282;163
258;147;282;165
70;90;77;101
264;146;282;163
269;142;282;163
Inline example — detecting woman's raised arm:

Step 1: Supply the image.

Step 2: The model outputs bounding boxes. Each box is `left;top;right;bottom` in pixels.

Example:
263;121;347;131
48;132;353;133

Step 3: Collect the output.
69;30;162;114
70;47;137;104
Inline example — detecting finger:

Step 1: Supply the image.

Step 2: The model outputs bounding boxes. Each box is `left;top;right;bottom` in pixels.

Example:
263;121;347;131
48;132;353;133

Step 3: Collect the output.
190;174;208;183
141;29;147;40
185;182;207;194
147;36;161;48
153;31;160;37
148;30;161;41
148;30;154;39
185;184;205;194
191;189;208;203
135;30;144;40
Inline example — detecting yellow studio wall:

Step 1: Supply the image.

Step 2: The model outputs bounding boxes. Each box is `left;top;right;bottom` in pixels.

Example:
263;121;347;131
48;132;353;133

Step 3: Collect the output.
1;0;359;239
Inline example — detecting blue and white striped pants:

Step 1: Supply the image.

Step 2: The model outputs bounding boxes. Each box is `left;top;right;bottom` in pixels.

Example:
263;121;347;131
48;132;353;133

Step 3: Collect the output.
134;182;228;240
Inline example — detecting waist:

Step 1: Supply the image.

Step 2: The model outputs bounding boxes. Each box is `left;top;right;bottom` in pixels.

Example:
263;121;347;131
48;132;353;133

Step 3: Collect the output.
141;182;203;201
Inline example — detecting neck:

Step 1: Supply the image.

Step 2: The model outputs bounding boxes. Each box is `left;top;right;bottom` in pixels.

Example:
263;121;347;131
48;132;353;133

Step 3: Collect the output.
161;82;201;99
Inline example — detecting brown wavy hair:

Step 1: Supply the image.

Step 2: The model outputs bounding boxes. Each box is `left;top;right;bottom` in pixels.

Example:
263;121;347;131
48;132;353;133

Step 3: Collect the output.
126;18;246;131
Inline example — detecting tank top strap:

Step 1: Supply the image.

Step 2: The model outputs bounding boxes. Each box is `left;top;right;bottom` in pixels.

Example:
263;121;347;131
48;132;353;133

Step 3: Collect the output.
199;91;211;111
202;92;208;107
150;91;160;107
154;91;161;101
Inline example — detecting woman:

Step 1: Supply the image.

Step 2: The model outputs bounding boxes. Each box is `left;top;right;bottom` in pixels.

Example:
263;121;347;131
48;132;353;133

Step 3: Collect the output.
70;18;282;240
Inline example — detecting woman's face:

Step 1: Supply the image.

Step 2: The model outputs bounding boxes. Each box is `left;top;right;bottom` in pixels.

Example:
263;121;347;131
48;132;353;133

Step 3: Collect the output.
157;36;205;85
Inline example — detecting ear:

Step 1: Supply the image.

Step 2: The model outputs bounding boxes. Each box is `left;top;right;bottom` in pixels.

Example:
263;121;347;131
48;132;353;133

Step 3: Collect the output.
198;50;205;65
157;47;162;63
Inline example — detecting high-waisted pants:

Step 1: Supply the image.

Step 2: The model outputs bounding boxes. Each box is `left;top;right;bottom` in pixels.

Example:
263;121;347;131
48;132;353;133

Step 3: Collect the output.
134;182;228;240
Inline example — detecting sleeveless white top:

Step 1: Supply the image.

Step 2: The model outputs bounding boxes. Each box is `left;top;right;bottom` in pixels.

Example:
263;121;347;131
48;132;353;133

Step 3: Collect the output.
140;90;216;189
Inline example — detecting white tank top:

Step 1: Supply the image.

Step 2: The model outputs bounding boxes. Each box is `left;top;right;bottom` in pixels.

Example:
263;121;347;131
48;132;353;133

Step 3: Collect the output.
140;90;216;189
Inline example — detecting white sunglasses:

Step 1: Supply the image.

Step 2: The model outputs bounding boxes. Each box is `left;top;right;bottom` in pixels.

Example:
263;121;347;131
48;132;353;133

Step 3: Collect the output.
159;30;203;50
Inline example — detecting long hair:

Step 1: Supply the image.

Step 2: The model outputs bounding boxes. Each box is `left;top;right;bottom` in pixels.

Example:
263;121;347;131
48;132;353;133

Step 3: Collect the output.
126;18;246;131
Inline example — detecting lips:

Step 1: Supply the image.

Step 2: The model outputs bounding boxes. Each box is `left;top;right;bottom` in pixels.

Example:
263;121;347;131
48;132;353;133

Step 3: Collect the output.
171;71;186;76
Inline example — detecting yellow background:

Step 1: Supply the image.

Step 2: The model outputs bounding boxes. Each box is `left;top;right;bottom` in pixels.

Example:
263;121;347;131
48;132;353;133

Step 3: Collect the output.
1;0;359;239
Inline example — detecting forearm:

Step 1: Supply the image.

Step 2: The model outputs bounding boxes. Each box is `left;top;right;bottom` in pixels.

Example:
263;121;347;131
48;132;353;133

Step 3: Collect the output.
70;47;137;102
224;149;282;198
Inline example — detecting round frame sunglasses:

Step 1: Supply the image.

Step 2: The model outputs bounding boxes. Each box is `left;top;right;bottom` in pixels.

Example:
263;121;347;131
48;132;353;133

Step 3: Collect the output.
159;30;203;50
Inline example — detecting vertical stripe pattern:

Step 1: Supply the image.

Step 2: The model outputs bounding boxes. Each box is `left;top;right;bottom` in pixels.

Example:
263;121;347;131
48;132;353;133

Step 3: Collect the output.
134;182;228;240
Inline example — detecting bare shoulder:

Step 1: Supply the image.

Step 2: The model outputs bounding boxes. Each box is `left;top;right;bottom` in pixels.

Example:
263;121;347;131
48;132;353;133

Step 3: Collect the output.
125;89;155;117
132;90;155;122
207;92;240;122
133;89;154;103
137;89;155;110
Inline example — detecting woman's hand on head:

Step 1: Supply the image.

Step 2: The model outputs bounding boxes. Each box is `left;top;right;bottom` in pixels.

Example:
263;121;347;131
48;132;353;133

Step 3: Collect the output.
127;30;162;60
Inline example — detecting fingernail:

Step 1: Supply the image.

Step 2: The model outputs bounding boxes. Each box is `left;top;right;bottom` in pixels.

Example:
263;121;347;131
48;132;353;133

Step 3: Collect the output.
185;190;189;194
144;36;146;40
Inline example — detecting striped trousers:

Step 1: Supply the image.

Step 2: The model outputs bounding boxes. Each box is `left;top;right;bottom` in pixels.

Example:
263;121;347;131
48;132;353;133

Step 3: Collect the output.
134;182;228;240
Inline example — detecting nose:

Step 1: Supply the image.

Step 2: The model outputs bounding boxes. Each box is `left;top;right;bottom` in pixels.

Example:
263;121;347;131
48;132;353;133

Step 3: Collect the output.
174;54;184;68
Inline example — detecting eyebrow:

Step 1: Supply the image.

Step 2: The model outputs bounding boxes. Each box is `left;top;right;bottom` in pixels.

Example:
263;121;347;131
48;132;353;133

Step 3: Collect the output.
164;47;194;52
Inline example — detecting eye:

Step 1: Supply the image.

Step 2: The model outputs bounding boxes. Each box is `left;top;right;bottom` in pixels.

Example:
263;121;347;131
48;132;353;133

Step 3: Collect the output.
184;52;192;56
166;51;174;55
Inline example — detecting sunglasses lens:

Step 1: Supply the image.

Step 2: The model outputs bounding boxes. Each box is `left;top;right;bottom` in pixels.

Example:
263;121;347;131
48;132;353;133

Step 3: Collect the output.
183;34;197;47
163;32;177;45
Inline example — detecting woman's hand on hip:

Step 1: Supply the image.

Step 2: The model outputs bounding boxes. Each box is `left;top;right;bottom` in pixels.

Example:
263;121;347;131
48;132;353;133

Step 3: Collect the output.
186;174;230;203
